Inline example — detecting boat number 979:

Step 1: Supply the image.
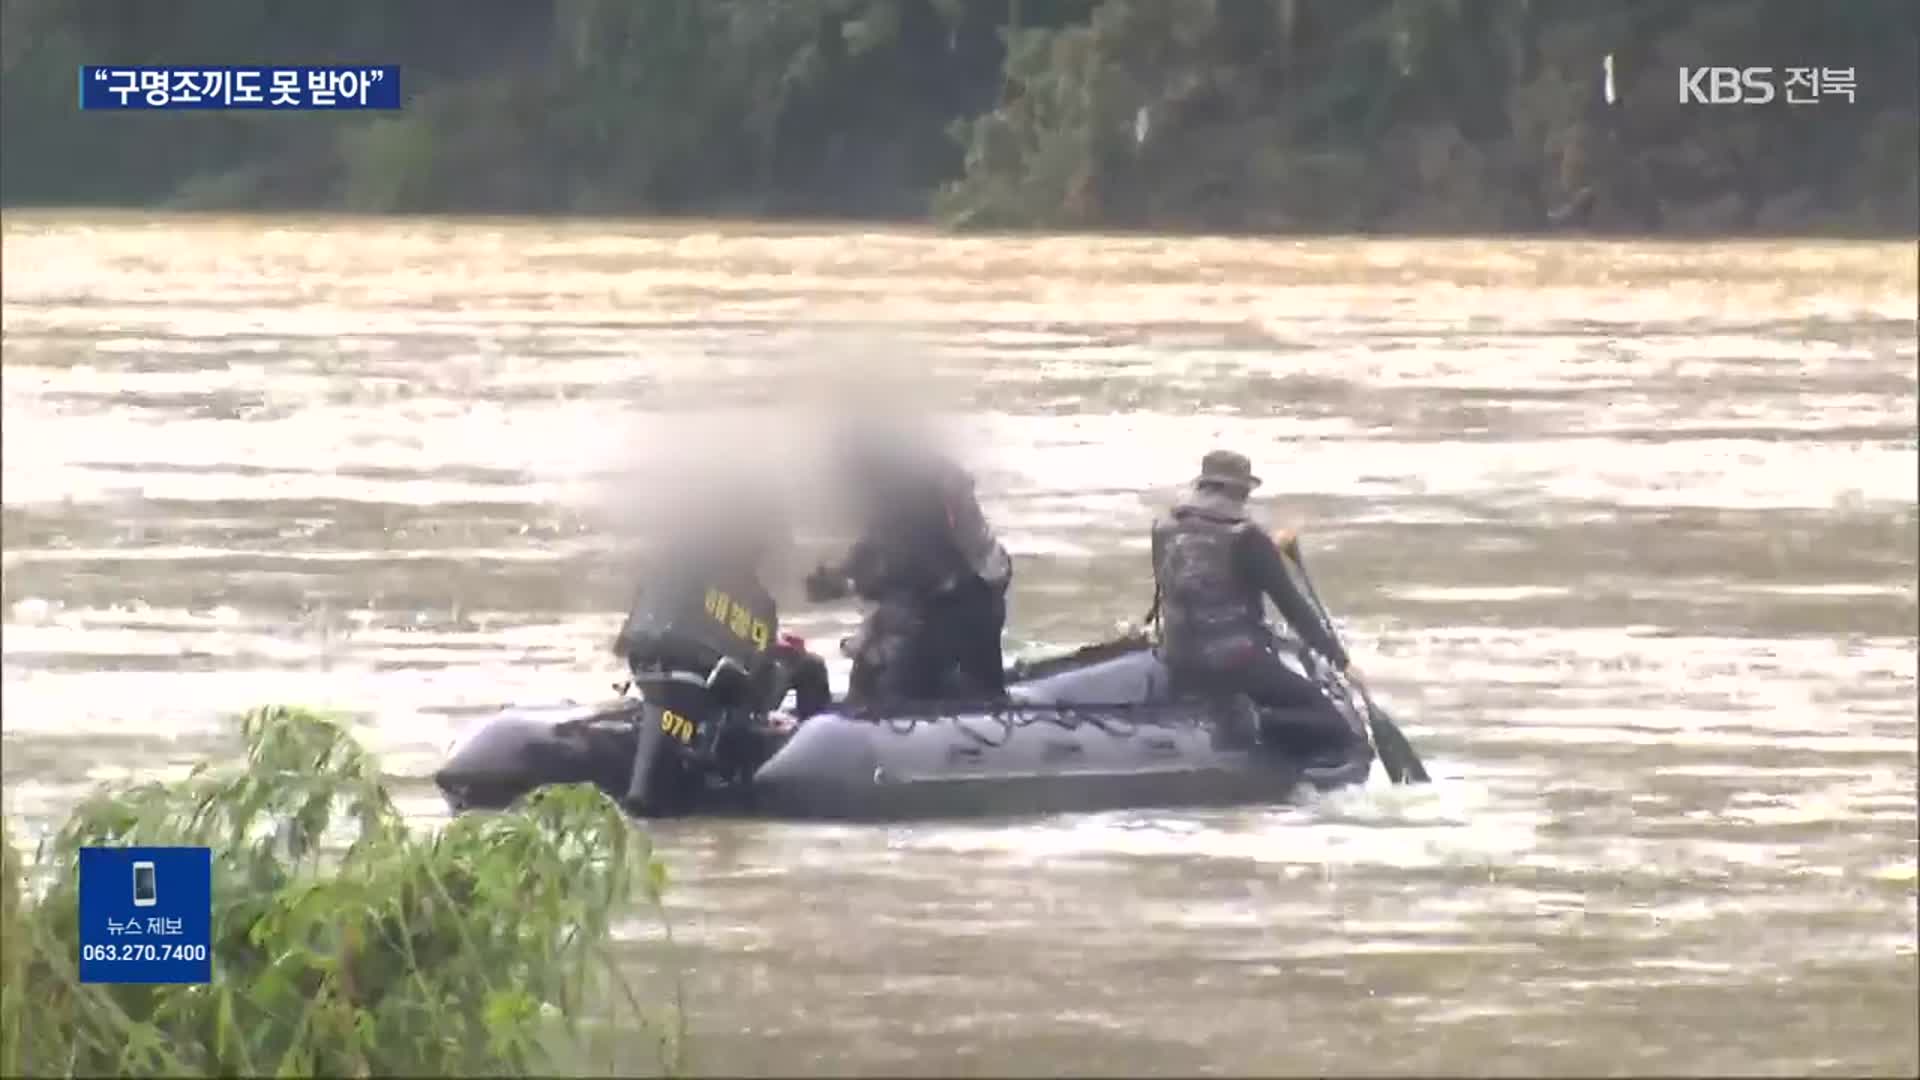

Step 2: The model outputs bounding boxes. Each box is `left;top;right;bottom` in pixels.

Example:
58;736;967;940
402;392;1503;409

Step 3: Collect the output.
659;709;696;744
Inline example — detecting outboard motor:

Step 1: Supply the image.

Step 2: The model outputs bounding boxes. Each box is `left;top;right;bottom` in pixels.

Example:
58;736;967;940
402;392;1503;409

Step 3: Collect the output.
622;653;759;814
613;557;783;816
621;636;835;814
434;608;826;818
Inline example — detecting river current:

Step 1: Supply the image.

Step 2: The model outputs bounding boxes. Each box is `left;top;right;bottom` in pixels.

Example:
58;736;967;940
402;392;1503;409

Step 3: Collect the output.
2;215;1915;1076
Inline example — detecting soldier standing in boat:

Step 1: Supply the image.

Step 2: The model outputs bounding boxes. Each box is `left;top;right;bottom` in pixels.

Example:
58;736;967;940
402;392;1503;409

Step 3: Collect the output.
806;422;1013;704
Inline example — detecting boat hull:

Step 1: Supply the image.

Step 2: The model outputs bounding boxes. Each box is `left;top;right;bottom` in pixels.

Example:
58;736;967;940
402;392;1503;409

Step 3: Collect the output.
435;645;1373;822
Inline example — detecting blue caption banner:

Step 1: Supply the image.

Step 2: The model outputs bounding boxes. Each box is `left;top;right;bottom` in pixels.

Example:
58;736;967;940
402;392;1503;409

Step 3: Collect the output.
78;846;212;984
79;66;401;111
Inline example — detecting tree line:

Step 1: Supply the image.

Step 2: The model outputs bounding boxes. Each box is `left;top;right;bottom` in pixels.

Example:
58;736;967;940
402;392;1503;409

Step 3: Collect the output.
2;0;1914;234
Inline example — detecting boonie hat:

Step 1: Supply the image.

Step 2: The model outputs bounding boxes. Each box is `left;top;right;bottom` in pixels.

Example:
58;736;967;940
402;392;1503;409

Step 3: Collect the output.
1196;449;1261;490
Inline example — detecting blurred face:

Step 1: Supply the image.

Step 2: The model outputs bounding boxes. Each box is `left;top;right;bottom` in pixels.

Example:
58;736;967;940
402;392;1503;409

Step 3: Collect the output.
1198;480;1251;502
833;432;905;515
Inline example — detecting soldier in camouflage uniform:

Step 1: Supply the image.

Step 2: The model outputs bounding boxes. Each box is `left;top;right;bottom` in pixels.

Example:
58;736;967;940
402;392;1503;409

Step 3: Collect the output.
1149;450;1357;756
806;428;1013;704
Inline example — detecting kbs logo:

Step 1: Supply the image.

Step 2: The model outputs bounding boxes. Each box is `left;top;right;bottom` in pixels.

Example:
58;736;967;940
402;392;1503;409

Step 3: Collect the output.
1679;67;1775;104
1679;66;1857;105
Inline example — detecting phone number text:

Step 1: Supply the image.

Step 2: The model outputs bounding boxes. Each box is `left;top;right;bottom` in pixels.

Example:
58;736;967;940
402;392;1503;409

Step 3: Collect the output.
81;943;208;963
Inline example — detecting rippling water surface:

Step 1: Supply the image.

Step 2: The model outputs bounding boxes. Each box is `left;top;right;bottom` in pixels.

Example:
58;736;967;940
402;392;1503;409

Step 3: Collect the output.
3;215;1916;1077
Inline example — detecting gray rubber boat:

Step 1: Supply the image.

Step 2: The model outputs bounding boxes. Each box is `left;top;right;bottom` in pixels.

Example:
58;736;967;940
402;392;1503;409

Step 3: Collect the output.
435;641;1375;822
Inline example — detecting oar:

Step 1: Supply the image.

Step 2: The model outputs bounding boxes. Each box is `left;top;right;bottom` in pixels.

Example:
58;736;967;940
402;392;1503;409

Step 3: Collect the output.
1281;540;1431;785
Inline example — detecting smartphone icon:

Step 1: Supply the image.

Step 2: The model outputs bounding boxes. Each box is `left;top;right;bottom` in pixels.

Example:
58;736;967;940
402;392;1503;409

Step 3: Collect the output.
132;861;157;907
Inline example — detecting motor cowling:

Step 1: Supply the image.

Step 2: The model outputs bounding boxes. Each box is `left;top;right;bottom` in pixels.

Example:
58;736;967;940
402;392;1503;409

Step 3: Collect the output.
624;674;731;814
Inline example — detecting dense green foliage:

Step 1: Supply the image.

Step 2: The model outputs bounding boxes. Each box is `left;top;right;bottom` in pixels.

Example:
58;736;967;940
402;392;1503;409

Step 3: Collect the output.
2;0;1914;233
0;706;683;1078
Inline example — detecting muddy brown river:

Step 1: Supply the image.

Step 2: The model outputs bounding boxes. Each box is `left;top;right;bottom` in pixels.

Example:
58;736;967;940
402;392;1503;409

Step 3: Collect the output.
2;214;1915;1077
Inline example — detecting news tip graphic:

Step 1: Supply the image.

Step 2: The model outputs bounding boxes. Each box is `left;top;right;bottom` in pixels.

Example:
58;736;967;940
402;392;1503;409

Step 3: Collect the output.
78;846;213;985
78;65;402;111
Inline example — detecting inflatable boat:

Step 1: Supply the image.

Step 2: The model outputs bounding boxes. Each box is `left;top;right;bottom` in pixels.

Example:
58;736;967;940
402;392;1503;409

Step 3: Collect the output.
434;638;1376;822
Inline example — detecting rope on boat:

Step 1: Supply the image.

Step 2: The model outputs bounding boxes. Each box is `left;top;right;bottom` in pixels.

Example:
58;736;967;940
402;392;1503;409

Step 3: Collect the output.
840;699;1167;740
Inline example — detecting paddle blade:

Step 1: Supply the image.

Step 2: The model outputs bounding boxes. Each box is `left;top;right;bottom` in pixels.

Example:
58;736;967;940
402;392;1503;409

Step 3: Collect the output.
1365;700;1431;785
